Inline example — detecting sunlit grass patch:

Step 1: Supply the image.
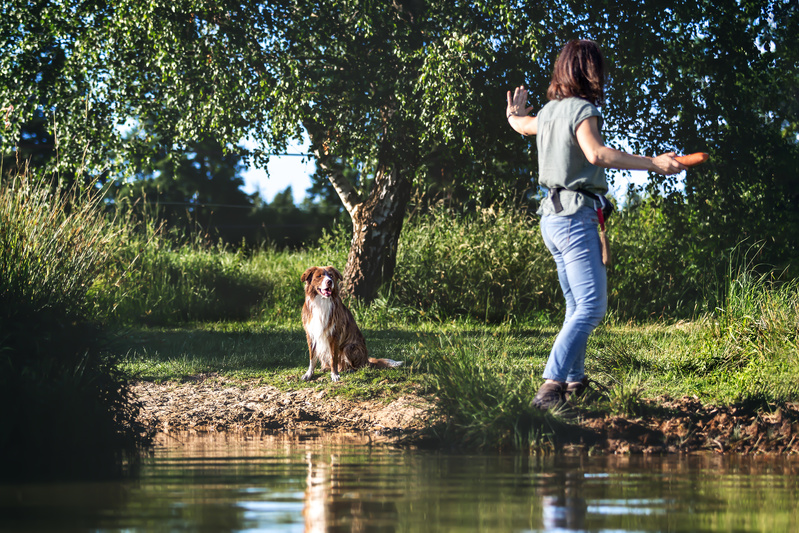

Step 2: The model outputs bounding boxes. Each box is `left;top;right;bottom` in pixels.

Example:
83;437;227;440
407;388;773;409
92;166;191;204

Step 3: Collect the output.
115;320;427;398
104;208;798;452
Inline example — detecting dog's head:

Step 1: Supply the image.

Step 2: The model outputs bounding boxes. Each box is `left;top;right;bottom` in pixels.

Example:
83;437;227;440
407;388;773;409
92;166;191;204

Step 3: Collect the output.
301;266;343;299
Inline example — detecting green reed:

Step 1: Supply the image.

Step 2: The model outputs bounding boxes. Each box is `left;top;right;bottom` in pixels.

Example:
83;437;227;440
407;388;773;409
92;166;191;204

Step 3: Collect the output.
0;174;149;480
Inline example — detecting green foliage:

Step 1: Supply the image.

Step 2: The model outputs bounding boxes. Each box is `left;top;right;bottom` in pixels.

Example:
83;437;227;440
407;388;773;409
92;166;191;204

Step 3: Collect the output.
391;200;742;322
605;197;710;318
107;242;267;326
240;232;349;324
584;253;799;407
3;0;797;301
0;347;146;480
393;205;558;321
0;175;119;345
1;0;541;205
98;213;352;326
95;207;263;326
110;134;256;242
109;134;341;248
99;196;797;330
416;332;564;451
0;175;148;479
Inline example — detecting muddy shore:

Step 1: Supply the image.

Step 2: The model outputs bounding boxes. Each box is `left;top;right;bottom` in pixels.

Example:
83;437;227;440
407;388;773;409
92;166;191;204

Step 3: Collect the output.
132;375;799;454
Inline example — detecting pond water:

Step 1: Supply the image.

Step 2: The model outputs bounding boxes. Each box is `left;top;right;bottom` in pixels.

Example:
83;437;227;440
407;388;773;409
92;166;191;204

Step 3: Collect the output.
2;431;799;532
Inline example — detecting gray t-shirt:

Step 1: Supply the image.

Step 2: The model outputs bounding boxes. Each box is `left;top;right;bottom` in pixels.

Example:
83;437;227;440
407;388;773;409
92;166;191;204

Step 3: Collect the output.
535;97;608;216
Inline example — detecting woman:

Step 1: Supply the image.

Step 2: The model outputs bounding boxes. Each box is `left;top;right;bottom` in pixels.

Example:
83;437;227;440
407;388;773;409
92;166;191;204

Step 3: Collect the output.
506;39;684;410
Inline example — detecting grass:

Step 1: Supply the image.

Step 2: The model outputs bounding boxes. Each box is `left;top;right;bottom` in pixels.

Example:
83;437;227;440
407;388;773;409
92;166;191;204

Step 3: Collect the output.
0;174;149;479
4;173;796;456
114;320;427;402
113;273;799;450
115;312;799;408
93;205;799;451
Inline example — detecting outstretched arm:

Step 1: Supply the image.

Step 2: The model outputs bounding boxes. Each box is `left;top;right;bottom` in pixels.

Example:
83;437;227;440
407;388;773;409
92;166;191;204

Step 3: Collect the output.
575;116;685;175
506;86;538;136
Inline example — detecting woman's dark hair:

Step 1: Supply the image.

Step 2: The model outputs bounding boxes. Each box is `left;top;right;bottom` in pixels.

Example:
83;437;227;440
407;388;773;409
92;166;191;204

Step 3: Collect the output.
547;40;606;106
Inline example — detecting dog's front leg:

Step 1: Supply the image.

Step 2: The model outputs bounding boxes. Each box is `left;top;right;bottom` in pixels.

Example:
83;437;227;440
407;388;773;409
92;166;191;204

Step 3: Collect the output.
302;358;316;381
302;337;316;381
330;343;341;382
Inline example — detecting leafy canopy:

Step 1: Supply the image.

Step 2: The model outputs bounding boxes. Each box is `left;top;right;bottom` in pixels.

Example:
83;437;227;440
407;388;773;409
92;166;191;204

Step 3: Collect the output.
2;0;796;261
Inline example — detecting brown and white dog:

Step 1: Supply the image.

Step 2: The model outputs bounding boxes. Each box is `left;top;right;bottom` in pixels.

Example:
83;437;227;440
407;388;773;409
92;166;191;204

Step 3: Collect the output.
301;266;402;382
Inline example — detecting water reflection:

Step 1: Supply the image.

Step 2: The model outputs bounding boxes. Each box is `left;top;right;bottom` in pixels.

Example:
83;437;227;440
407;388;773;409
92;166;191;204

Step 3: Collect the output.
304;448;398;532
539;469;588;530
2;432;799;532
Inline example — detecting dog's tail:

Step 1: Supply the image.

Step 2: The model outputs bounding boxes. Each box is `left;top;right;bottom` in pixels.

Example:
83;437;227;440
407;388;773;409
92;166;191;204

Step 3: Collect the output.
368;357;403;369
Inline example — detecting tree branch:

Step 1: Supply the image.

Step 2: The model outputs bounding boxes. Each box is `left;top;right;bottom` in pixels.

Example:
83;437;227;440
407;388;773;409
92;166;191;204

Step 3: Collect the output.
314;148;362;218
303;117;362;217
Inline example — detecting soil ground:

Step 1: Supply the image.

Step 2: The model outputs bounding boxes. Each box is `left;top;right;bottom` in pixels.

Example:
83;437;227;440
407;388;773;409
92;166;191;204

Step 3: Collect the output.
132;375;799;454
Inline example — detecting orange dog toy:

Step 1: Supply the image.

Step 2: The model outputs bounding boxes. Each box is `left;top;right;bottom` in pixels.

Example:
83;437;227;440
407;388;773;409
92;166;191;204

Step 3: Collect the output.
675;152;709;166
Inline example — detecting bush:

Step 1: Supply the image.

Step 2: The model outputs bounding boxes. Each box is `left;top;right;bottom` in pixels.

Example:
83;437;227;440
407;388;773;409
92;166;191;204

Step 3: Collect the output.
0;175;149;480
393;206;559;321
605;198;709;318
102;237;270;325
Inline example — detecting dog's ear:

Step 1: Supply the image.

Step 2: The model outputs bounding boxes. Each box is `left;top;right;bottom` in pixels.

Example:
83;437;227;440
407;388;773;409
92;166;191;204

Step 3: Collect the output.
328;266;343;281
301;267;317;284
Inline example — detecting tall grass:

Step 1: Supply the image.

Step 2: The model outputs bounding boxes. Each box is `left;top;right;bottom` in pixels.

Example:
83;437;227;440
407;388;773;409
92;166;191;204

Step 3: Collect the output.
704;257;799;402
103;237;269;325
417;331;568;451
96;211;352;326
0;176;119;326
99;200;728;326
0;174;149;480
393;206;559;322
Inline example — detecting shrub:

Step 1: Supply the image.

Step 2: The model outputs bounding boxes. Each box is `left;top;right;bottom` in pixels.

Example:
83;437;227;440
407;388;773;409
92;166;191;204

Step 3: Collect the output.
606;197;716;319
102;236;270;325
393;206;559;322
0;175;149;480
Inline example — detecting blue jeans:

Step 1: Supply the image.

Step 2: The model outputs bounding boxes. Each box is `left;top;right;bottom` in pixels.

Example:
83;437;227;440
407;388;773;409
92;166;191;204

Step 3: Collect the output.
540;207;607;382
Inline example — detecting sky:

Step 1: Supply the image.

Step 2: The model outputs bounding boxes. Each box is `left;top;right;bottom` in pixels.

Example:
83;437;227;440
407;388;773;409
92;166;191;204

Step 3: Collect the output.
240;137;315;204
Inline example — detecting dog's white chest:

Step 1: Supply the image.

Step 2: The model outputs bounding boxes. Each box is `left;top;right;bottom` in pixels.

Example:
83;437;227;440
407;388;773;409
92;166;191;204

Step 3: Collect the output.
306;296;335;357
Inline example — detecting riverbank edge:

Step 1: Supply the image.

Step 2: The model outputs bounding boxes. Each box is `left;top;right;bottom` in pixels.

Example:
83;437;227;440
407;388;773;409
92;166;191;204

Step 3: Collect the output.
132;376;799;455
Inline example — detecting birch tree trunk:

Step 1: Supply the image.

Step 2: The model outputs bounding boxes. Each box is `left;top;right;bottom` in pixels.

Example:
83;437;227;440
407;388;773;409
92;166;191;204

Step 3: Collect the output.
312;144;412;302
343;165;412;302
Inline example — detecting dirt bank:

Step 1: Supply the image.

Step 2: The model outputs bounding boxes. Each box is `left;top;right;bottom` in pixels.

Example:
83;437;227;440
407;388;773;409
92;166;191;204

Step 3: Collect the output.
132;375;433;437
576;396;799;455
131;375;799;454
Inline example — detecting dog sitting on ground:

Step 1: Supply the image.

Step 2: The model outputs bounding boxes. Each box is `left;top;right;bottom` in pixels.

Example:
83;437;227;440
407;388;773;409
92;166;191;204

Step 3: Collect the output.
301;266;402;382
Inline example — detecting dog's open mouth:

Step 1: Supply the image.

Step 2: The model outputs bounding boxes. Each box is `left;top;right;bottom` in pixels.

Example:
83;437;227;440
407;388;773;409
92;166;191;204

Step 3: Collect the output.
318;287;333;298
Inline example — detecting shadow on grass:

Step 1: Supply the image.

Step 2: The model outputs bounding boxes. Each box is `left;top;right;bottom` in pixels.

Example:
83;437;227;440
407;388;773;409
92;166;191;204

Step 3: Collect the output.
110;325;435;383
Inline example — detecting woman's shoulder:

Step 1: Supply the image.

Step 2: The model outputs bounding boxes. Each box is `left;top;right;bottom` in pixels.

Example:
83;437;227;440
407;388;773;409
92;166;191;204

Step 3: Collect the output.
541;97;600;117
561;97;601;114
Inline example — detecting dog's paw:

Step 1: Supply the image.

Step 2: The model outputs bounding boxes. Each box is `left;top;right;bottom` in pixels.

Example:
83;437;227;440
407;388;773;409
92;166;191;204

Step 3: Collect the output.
301;371;313;382
330;372;340;382
387;359;403;368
